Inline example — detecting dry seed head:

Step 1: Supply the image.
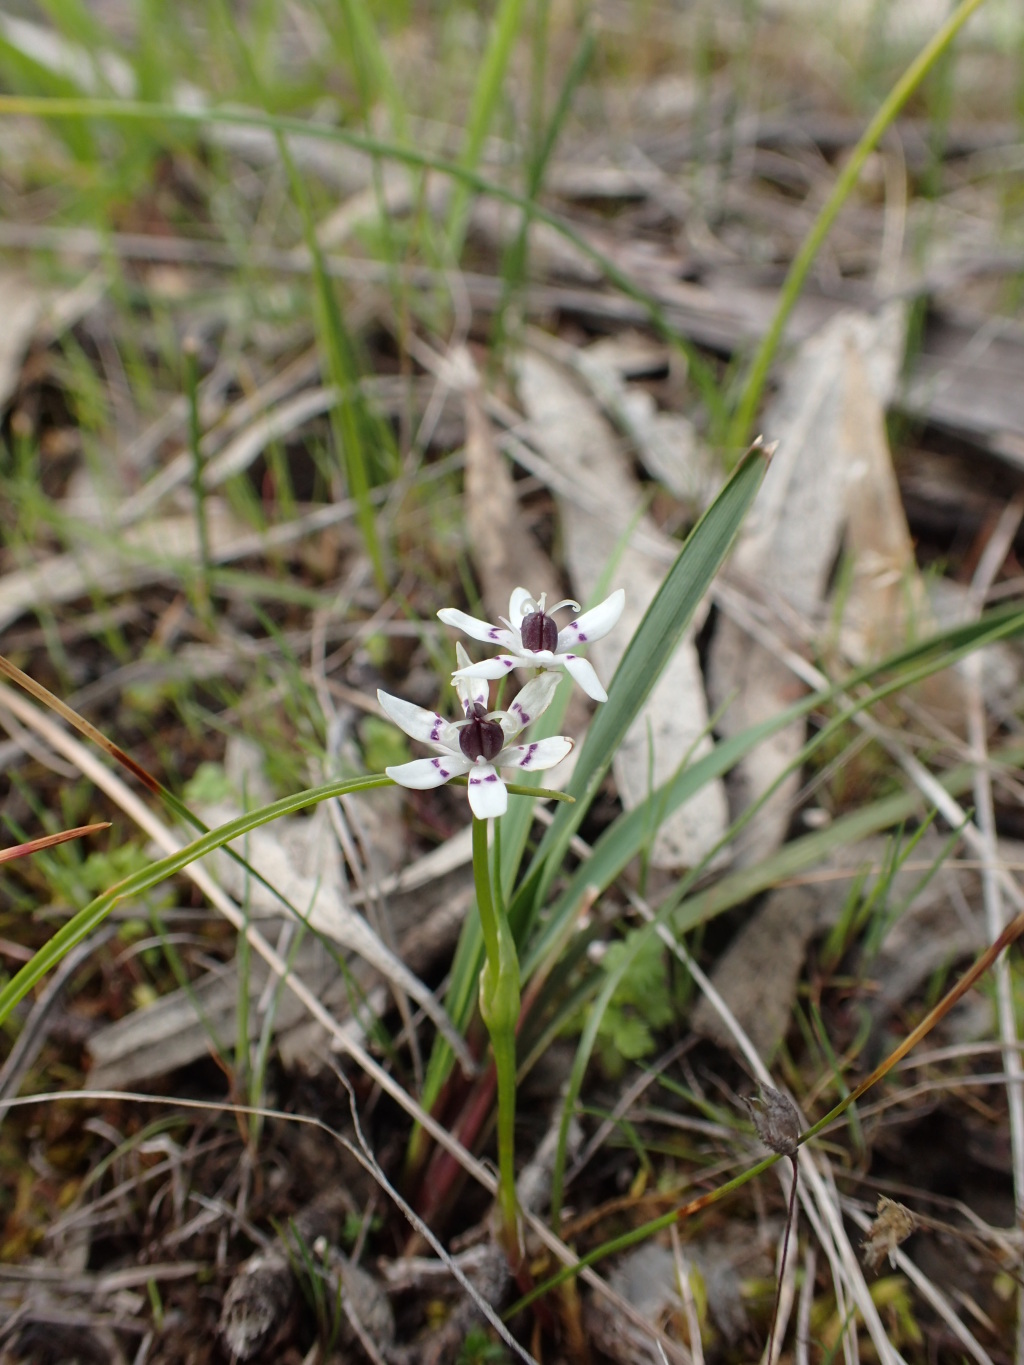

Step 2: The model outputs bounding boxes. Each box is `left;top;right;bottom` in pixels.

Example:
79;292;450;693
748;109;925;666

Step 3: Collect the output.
862;1196;916;1271
743;1085;801;1157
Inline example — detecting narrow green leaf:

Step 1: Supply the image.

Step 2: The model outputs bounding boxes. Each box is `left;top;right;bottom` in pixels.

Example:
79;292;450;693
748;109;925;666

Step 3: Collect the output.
519;440;770;922
728;0;988;447
524;598;1024;977
276;135;394;592
491;25;593;353
546;738;1020;1226
0;94;714;366
0;774;393;1028
445;0;528;259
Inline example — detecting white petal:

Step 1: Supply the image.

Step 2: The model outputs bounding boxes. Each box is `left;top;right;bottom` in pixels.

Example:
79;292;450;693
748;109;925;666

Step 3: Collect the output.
501;671;560;740
508;587;539;628
497;736;573;771
452;654;521;681
467;764;508;818
556;588;625;651
437;607;513;648
561;654;608;702
377;690;461;749
386;755;472;789
454;646;490;714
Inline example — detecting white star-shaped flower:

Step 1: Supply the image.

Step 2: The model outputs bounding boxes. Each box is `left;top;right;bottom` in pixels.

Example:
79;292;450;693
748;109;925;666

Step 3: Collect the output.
377;652;571;820
438;587;625;703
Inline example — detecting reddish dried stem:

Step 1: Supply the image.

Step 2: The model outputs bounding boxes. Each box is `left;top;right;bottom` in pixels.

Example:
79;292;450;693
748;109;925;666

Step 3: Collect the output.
766;1154;799;1365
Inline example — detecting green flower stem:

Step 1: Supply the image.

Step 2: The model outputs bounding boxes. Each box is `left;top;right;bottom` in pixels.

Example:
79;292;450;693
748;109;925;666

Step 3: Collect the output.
472;815;522;1258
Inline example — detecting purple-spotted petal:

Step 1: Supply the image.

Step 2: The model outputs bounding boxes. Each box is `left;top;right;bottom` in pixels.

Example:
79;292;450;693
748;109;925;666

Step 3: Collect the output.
452;654;521;681
501;671;560;741
556;589;625;652
386;755;473;790
561;654;608;703
497;736;573;771
467;764;508;819
437;607;515;650
377;689;462;750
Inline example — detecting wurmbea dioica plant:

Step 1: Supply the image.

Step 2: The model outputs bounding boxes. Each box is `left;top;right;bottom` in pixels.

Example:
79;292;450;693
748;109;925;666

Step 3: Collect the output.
376;589;622;1260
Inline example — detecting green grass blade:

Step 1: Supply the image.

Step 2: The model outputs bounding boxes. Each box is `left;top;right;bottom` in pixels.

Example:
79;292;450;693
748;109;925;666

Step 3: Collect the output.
727;0;989;447
0;773;393;1028
0;38;100;161
445;0;528;260
524;598;1024;976
546;734;1021;1226
276;134;395;592
334;0;408;139
519;440;770;922
0;93;718;365
540;592;1024;1212
538;593;1024;1219
491;24;593;351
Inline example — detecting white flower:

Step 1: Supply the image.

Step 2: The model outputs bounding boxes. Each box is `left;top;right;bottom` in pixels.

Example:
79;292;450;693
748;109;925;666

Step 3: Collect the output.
438;587;625;703
377;657;571;820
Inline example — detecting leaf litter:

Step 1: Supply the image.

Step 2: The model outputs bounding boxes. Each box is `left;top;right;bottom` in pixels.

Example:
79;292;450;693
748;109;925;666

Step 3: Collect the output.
1;2;1024;1361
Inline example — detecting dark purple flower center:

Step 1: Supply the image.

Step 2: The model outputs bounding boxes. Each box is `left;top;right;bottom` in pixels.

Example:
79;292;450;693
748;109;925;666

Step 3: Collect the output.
459;703;504;762
520;610;558;653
